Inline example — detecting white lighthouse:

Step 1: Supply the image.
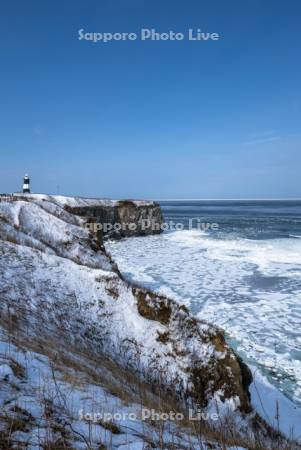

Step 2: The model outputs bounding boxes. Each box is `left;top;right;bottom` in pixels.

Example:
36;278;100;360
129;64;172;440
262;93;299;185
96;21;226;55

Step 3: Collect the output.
23;174;30;194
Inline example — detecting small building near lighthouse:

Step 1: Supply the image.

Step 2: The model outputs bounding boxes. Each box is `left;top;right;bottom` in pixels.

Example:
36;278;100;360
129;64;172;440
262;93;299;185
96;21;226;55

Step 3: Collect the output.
23;174;30;194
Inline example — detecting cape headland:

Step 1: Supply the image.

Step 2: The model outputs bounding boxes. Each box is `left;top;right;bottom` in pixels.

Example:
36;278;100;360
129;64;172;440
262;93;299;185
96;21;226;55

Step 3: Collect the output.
0;193;298;449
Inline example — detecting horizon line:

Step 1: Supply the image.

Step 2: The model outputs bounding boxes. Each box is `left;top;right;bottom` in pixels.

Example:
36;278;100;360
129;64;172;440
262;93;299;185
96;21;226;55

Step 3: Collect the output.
153;197;301;201
2;193;301;202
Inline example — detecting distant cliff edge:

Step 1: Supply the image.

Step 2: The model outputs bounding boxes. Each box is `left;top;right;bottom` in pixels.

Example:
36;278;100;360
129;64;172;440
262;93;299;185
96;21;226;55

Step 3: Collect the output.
11;193;164;239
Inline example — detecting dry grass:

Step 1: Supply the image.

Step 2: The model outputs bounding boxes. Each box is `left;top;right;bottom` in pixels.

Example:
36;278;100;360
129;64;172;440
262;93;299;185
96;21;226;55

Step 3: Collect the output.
0;306;300;450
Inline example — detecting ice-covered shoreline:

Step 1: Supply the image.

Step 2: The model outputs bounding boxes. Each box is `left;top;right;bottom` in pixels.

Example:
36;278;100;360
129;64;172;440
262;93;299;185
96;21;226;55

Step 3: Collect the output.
107;228;301;439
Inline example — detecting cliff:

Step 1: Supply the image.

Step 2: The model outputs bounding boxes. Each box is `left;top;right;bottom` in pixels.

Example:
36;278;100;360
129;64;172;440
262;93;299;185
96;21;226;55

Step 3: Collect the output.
0;195;297;449
11;194;164;239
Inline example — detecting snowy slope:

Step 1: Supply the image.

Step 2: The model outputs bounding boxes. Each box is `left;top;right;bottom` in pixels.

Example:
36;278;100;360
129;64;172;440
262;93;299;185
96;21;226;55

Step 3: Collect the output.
0;327;220;450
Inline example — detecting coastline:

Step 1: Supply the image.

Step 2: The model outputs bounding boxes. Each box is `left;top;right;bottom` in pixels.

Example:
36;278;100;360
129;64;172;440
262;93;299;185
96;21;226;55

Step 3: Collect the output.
0;195;300;448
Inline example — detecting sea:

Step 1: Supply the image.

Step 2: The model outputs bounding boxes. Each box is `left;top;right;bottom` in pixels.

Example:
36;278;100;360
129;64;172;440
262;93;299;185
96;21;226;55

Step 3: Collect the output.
107;200;301;409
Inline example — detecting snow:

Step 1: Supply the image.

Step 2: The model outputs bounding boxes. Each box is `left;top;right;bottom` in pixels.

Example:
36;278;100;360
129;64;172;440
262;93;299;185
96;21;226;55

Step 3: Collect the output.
0;200;113;270
0;330;221;449
12;193;156;207
250;367;301;440
0;363;14;379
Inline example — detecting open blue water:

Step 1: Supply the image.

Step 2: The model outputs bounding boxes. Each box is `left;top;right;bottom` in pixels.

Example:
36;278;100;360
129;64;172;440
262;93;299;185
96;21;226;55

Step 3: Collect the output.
107;200;301;406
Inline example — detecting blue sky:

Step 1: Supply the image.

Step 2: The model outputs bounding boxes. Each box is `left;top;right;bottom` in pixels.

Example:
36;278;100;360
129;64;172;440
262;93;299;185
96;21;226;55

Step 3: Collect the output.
1;0;300;198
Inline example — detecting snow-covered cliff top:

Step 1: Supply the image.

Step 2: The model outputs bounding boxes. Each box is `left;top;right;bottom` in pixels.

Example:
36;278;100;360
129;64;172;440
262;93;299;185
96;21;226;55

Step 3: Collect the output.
11;193;156;207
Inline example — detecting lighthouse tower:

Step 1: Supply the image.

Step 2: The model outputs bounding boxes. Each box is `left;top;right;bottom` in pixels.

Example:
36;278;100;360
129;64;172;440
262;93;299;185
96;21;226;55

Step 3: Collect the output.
23;174;30;194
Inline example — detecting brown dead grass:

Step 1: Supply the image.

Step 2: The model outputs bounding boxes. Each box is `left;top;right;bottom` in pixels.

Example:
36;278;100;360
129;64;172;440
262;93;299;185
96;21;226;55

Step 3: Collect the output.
0;305;300;450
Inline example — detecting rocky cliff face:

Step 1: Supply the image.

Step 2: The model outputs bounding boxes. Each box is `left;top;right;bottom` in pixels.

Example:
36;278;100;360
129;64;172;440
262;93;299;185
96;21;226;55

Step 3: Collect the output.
66;200;164;239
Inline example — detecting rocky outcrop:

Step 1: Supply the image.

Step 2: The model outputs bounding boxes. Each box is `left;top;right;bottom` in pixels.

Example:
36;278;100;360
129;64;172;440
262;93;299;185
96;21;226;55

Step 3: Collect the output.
133;286;252;412
66;199;164;239
11;194;164;239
